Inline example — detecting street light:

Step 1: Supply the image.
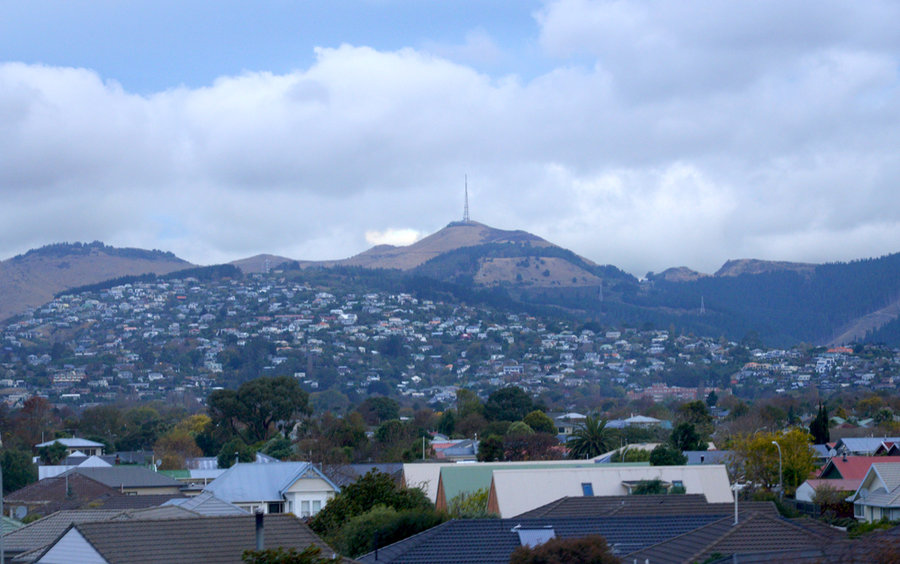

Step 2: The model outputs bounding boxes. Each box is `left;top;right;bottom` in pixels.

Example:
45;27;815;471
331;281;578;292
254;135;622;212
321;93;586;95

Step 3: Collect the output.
771;440;783;501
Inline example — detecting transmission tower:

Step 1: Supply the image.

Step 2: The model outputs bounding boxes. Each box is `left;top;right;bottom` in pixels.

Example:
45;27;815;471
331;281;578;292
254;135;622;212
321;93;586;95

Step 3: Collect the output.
463;175;470;223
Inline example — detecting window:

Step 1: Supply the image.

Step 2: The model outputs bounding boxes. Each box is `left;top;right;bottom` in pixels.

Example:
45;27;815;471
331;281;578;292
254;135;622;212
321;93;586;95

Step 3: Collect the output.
312;500;322;515
301;501;311;517
268;502;284;514
581;483;594;496
854;503;864;518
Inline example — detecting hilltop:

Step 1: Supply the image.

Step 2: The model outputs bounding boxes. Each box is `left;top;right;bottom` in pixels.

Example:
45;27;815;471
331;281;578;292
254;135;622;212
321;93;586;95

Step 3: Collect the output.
0;242;192;321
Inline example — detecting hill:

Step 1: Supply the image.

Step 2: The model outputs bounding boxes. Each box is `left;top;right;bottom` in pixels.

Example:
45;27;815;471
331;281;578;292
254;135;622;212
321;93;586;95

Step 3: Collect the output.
0;242;192;321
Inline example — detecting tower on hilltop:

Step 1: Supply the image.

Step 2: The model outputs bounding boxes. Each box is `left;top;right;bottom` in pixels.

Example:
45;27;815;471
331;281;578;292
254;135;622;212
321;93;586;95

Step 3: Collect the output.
463;175;471;223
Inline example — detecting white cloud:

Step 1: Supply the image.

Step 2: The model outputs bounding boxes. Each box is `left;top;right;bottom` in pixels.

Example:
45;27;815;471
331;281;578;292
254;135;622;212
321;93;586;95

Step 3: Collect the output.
365;228;424;247
2;2;900;277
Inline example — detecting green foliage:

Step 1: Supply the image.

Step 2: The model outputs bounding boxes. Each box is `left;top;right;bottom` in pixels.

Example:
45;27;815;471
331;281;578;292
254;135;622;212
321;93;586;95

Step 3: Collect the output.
503;432;561;461
217;438;256;469
809;402;830;444
242;545;338;564
632;479;668;495
567;416;611;459
675;401;714;438
356;397;400;425
609;448;651;463
1;448;38;494
669;422;706;452
447;487;494;518
262;435;295;460
38;441;68;465
337;504;447;557
649;444;687;466
506;421;534;436
437;410;456;436
730;428;816;495
477;434;504;462
209;376;310;443
509;534;621;564
309;470;432;541
484;386;534;422
523;410;557;434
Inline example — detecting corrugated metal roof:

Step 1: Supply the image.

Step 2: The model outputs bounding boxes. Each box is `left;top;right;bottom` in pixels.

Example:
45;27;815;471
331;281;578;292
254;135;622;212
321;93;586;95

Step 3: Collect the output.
204;462;339;503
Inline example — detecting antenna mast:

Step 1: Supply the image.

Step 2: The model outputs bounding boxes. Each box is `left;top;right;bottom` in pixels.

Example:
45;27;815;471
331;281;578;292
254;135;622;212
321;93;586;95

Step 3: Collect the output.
463;175;470;223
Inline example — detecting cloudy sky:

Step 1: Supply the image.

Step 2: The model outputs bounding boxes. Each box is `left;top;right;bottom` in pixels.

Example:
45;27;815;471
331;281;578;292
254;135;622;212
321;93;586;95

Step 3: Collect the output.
2;1;900;276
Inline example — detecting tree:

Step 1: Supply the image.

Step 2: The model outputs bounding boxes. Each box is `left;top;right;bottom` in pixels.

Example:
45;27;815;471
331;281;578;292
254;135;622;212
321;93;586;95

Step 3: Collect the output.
336;505;445;557
632;479;668;495
649;444;687;466
484;386;533;422
455;389;484;419
356;397;399;425
676;400;713;438
309;470;431;541
447;487;493;518
437;410;456;436
706;390;719;408
567;416;611;459
209;376;310;444
242;545;338;564
809;403;830;444
523;410;557;435
1;448;38;494
509;535;621;564
217;438;256;469
477;434;504;462
730;428;815;495
37;441;68;465
154;430;202;470
669;422;706;452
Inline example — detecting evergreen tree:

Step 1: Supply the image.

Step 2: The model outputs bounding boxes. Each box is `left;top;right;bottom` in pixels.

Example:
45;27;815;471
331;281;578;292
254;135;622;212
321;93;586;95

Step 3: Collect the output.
809;402;830;444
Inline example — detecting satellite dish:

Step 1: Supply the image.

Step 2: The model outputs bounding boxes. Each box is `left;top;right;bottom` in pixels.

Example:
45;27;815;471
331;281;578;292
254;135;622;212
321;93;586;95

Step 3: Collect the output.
14;506;27;519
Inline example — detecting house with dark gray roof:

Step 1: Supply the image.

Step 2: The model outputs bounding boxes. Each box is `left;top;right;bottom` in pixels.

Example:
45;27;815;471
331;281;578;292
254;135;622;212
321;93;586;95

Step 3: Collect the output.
356;515;724;564
33;513;340;564
62;466;184;495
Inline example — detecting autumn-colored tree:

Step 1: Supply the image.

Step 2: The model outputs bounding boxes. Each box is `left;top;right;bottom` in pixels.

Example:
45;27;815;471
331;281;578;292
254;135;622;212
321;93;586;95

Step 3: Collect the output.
730;428;815;495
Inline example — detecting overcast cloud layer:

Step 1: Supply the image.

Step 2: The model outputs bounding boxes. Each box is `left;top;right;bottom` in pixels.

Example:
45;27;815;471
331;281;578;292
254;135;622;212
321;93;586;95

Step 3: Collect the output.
2;0;900;276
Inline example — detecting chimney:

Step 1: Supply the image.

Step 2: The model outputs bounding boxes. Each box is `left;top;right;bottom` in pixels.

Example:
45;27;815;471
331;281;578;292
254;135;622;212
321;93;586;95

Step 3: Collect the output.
255;509;264;551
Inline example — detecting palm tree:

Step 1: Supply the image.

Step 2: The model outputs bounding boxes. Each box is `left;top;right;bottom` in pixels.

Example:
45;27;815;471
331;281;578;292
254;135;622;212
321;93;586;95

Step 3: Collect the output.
567;415;611;459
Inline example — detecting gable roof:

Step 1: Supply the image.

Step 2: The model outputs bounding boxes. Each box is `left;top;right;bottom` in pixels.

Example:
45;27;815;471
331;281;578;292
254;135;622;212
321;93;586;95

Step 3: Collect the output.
4;473;122;517
488;464;734;517
849;462;900;507
357;515;723;564
65;466;183;489
163;491;248;516
204;462;339;503
627;511;843;563
434;461;610;509
36;514;337;564
1;510;124;556
513;494;777;519
35;438;105;449
818;456;900;480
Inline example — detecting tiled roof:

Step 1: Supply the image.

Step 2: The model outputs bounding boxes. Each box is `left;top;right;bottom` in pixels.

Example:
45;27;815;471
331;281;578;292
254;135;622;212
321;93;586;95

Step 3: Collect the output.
818;456;900;480
94;493;186;510
356;515;722;564
1;510;123;555
513;495;777;519
43;514;338;564
628;512;843;564
323;463;404;488
67;466;183;489
5;474;120;517
163;491;248;516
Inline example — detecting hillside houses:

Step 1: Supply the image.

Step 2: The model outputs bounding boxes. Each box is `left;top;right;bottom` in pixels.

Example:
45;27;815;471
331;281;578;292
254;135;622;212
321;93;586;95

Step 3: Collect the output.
2;271;900;410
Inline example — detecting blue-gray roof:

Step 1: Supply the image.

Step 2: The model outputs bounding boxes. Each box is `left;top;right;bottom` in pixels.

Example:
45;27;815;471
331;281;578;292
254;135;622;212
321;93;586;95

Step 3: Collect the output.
683;450;732;465
204;462;340;503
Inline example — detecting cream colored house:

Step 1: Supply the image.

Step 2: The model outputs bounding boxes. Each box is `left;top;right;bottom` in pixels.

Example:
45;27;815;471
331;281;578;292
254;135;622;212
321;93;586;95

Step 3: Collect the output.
204;462;339;517
487;464;734;517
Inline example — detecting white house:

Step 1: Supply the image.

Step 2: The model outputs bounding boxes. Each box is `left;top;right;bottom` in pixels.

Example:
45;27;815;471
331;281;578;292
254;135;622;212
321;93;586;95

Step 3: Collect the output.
847;462;900;522
486;464;734;517
204;462;340;517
